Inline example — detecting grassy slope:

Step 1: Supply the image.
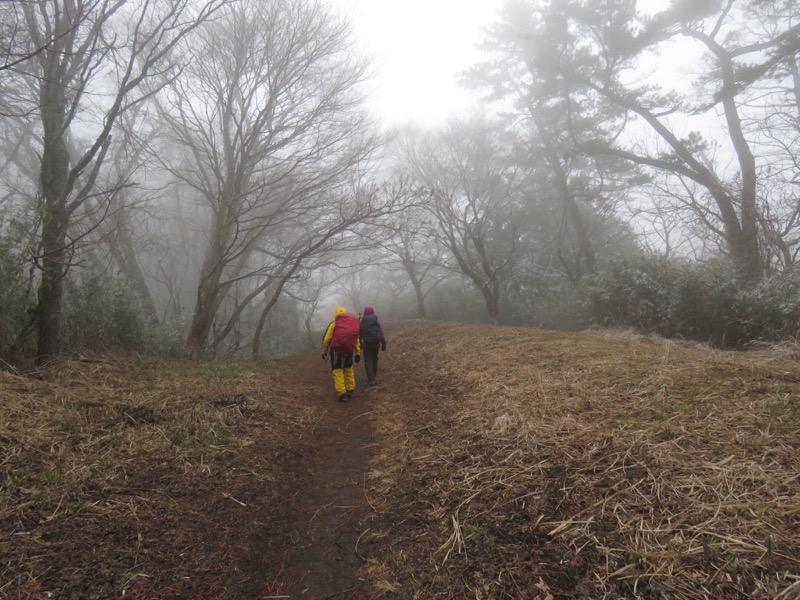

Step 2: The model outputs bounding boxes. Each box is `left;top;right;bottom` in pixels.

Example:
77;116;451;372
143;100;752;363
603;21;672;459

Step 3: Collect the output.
2;322;799;599
0;355;322;598
364;321;800;599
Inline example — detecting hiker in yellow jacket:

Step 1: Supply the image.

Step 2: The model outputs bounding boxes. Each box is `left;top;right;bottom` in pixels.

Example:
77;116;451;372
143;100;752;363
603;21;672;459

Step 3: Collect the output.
321;307;362;402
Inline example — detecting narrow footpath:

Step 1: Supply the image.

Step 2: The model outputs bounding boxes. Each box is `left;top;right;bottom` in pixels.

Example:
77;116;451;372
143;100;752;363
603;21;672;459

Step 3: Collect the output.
257;351;382;599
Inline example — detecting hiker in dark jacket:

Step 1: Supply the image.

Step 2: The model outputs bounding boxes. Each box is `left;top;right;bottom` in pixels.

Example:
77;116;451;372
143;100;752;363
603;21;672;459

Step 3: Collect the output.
359;306;386;386
321;307;361;402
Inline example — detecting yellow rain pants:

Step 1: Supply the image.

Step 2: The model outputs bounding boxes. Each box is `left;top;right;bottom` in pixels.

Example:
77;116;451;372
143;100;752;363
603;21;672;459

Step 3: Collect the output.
321;316;361;398
332;364;356;395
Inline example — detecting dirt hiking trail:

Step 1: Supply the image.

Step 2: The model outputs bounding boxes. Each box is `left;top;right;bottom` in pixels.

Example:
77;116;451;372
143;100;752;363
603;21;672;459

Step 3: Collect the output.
263;356;379;598
205;340;402;600
210;328;413;599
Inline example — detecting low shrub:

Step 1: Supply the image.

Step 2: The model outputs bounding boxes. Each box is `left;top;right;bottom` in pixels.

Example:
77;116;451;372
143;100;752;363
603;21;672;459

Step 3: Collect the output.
579;257;800;348
62;274;145;354
0;231;36;360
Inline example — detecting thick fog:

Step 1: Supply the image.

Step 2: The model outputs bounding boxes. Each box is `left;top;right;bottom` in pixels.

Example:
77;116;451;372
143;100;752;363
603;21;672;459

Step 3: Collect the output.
1;0;799;362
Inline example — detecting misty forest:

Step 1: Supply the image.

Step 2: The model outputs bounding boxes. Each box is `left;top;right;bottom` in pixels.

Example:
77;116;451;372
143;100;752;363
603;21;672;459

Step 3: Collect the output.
0;0;798;364
3;2;800;599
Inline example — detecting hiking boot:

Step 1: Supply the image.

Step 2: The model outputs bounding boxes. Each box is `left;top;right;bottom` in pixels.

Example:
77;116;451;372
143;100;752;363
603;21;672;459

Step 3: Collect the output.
338;393;349;402
346;391;354;400
368;380;376;386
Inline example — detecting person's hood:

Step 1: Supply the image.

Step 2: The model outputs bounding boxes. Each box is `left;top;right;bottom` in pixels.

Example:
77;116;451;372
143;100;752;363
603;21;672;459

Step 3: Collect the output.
363;306;375;315
334;307;347;316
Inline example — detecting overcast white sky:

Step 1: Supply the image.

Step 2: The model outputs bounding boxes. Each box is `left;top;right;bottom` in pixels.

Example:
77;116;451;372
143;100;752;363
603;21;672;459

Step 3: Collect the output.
331;0;505;127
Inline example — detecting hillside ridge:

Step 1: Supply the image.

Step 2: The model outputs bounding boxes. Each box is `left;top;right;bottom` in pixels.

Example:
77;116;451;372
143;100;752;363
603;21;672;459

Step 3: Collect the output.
2;321;799;598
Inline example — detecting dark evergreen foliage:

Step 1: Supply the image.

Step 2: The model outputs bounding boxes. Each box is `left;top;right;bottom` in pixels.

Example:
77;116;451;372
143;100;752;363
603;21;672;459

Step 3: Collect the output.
580;256;800;348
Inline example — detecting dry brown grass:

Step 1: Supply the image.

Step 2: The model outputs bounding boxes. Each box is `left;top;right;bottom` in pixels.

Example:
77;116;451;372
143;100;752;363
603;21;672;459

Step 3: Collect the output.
0;354;319;598
3;322;799;599
365;322;800;599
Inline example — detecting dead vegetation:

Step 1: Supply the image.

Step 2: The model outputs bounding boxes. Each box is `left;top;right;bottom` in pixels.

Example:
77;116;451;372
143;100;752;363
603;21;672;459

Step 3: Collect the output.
0;355;320;599
1;322;799;599
364;322;800;599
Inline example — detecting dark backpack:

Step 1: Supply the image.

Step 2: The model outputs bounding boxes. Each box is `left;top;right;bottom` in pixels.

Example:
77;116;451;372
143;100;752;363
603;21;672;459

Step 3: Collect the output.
360;314;382;344
331;313;360;353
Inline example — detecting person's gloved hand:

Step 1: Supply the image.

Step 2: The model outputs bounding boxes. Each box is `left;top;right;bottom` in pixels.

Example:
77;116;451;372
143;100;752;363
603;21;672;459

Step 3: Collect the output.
355;355;361;363
381;341;387;351
321;353;327;360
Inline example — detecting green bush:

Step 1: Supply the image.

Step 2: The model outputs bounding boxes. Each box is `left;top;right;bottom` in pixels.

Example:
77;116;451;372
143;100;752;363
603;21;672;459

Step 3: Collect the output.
579;257;800;348
64;275;191;358
0;231;35;360
140;316;189;358
62;274;145;354
504;274;589;331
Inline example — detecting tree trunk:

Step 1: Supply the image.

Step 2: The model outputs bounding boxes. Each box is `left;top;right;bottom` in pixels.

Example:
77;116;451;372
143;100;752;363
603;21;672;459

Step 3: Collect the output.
447;234;504;324
480;280;501;324
35;82;71;363
251;302;269;360
113;224;161;325
414;282;427;320
252;294;279;360
717;69;761;283
304;316;317;350
403;261;427;319
252;279;294;359
186;239;227;360
36;214;68;361
95;202;161;325
187;274;223;360
534;113;596;281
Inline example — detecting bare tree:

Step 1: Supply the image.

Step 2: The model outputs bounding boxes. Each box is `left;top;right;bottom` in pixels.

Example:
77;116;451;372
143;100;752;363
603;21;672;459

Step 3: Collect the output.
15;0;230;361
1;0;79;120
284;267;341;350
375;196;447;320
748;3;800;271
401;116;527;323
77;106;163;324
1;0;79;75
245;183;408;359
625;183;713;261
151;0;391;359
333;268;370;317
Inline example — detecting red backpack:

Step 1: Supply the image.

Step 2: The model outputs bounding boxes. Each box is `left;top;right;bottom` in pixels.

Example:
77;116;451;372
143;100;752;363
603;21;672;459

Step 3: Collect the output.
331;313;360;353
